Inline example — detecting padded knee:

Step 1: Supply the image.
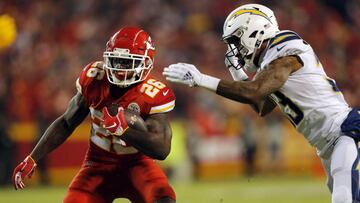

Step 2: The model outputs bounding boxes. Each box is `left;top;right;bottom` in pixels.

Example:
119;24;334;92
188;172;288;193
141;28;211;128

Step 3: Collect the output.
332;186;352;203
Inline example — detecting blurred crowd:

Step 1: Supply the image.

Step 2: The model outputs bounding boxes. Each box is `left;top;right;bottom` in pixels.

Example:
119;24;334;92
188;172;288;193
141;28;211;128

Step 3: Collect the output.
0;0;360;184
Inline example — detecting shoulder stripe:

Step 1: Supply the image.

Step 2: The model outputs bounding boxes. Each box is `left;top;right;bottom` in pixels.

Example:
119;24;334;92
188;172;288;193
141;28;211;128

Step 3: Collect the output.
150;100;175;114
269;31;301;49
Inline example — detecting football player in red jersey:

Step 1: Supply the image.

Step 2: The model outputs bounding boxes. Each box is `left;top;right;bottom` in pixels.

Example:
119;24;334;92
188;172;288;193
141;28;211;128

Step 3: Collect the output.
12;26;176;203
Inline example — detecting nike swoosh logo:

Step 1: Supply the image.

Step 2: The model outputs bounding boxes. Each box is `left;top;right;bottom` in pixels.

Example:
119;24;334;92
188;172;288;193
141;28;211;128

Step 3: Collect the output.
163;90;169;96
277;45;286;51
106;122;117;128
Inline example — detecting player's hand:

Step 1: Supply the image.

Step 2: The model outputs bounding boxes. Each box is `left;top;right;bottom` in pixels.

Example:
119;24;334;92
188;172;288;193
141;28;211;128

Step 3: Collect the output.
163;63;204;87
12;156;37;190
225;45;248;81
102;106;128;136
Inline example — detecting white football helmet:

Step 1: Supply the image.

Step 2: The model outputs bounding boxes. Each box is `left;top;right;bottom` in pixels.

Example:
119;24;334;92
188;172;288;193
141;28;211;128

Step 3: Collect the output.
222;4;279;72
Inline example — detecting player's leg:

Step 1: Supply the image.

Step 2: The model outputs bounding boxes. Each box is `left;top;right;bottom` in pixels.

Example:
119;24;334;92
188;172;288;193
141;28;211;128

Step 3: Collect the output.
321;158;333;192
63;162;116;203
330;136;359;203
127;157;176;203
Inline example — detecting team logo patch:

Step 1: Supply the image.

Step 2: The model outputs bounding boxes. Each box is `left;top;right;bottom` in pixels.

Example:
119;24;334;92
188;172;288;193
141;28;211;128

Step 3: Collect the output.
127;102;141;113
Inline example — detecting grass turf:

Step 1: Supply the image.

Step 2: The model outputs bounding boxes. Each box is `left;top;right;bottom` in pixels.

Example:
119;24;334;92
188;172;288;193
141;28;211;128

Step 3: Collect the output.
0;177;330;203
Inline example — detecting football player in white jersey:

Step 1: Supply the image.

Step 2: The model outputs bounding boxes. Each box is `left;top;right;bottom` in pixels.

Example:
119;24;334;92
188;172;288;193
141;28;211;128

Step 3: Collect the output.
163;3;360;203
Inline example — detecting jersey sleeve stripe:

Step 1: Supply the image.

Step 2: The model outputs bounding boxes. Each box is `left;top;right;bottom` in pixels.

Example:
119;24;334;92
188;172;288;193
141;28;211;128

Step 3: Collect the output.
269;31;301;49
149;100;175;114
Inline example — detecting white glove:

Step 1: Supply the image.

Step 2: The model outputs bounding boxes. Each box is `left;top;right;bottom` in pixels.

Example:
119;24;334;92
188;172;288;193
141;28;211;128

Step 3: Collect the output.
163;63;201;87
225;45;248;81
163;63;220;91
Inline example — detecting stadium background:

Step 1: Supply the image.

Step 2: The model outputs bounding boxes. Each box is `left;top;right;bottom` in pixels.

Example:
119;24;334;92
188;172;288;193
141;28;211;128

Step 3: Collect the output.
0;0;359;202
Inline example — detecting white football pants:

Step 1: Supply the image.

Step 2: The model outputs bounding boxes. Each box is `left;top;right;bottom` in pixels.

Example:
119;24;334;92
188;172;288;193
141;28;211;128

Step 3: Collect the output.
321;136;359;203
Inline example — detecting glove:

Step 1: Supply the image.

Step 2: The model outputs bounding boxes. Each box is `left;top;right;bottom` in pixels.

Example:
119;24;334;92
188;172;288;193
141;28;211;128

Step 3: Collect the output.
102;106;128;136
163;63;202;87
13;156;37;190
225;45;248;81
163;63;220;91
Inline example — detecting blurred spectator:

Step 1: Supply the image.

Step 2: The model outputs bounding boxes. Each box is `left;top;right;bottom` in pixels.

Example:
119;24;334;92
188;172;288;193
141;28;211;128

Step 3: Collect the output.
241;114;258;176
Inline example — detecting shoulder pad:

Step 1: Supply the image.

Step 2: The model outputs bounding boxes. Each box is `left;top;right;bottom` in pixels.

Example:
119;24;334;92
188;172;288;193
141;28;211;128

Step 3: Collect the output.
260;31;311;70
268;30;302;49
140;77;176;114
77;61;106;97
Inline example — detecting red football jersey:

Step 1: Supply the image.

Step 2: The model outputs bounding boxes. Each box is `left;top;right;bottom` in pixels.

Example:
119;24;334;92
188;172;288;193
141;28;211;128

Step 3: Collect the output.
76;61;176;154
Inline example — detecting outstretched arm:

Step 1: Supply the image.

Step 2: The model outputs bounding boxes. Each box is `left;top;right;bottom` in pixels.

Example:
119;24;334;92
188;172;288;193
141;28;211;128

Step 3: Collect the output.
163;56;302;105
216;56;300;104
30;92;89;162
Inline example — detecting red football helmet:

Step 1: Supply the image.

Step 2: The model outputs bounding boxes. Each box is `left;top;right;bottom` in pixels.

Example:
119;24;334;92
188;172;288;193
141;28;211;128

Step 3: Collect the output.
103;26;156;87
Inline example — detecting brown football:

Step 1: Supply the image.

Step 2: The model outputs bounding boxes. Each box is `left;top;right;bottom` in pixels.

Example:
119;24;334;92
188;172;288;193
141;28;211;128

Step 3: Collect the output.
124;109;147;131
108;104;147;131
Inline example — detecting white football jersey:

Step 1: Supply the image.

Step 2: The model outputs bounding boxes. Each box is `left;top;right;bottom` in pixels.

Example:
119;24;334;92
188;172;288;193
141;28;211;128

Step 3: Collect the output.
259;30;351;158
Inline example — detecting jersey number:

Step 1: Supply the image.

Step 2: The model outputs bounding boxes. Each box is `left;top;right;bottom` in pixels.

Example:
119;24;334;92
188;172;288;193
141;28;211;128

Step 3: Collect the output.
86;62;105;80
273;91;304;127
140;79;166;98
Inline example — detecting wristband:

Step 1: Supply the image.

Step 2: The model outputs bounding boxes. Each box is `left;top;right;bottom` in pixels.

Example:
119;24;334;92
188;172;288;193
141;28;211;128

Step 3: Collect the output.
199;74;221;92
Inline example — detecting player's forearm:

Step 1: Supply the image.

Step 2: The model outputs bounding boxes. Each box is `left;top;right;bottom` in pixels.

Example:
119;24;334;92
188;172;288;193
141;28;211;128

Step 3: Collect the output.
30;116;74;162
196;74;265;104
122;129;171;160
216;80;264;104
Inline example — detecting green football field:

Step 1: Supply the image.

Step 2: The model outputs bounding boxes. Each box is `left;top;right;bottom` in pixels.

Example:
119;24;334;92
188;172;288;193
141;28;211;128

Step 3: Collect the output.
0;177;330;203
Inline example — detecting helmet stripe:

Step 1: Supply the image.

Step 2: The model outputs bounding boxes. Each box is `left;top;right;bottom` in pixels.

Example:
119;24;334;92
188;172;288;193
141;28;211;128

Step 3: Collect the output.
132;29;145;47
230;9;270;21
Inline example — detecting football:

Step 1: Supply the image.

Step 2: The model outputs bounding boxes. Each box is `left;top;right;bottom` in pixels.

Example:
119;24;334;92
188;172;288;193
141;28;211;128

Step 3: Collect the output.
108;103;147;131
124;109;147;131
